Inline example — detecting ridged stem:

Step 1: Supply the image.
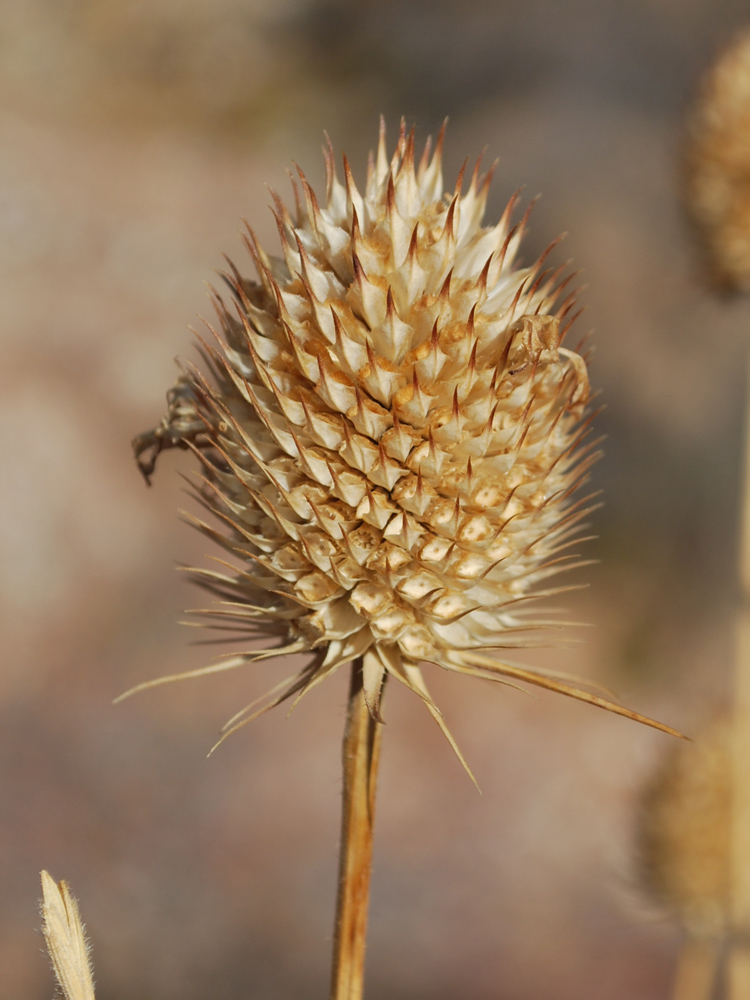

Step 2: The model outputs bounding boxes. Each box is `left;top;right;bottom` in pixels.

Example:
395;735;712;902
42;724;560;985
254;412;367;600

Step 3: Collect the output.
330;659;384;1000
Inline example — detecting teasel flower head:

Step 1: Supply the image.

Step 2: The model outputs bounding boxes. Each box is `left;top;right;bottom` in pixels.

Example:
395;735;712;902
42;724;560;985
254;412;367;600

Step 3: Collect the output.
130;120;679;772
684;29;750;292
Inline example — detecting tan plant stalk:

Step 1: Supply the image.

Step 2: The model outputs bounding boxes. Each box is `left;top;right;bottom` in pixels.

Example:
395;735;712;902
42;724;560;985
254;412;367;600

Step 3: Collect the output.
671;937;721;1000
332;660;384;999
729;353;750;999
128;120;680;997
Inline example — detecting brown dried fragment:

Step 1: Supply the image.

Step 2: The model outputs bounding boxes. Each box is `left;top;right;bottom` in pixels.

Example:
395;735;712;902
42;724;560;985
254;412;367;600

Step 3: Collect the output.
133;373;206;483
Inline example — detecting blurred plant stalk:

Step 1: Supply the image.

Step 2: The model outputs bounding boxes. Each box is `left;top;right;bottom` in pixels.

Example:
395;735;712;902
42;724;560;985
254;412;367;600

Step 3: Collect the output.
331;661;385;1000
672;937;720;1000
730;354;750;999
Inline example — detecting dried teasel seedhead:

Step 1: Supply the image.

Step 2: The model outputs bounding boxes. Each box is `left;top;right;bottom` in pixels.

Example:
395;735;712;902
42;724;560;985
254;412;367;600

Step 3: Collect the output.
685;29;750;291
637;718;731;938
132;121;678;768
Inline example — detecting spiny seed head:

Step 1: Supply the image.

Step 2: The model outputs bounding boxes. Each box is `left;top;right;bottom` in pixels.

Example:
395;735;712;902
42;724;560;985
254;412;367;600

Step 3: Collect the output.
685;29;750;291
131;121;677;769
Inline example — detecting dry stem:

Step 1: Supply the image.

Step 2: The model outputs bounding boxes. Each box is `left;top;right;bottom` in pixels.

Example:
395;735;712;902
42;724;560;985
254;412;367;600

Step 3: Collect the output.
330;659;384;1000
671;936;720;1000
730;354;750;999
731;610;750;998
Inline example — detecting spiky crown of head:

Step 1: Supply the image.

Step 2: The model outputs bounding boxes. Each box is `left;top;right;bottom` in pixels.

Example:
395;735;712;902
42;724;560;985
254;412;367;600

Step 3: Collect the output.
131;120;674;772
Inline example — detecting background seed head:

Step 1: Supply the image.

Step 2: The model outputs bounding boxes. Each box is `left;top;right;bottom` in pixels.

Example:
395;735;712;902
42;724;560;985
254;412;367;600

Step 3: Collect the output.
134;121;598;753
637;717;731;937
685;29;750;292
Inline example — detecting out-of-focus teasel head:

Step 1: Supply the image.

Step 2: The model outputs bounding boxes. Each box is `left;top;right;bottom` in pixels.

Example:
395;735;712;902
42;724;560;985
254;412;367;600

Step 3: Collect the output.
129;120;681;771
684;30;750;292
637;718;731;938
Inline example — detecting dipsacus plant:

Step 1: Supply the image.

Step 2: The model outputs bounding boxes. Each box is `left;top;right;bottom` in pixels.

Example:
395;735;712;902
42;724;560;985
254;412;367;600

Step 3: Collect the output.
129;121;680;999
685;29;750;291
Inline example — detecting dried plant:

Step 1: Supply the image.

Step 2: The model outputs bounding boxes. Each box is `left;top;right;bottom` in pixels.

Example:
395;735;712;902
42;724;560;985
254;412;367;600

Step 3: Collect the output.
637;717;732;1000
129;120;676;750
646;53;750;984
128;120;680;998
40;870;96;1000
638;718;731;938
684;29;750;291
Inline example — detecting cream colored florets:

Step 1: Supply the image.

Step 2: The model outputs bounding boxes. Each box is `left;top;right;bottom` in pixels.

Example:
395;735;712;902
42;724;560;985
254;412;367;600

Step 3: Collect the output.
132;121;673;765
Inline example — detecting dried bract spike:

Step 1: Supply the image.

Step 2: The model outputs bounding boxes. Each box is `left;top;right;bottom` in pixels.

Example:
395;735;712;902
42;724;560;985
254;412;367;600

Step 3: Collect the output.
40;871;96;1000
685;30;750;291
132;123;680;760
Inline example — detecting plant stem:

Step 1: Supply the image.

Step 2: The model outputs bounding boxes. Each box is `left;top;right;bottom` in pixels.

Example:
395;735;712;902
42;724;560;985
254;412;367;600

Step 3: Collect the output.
330;658;384;1000
730;353;750;1000
671;936;719;1000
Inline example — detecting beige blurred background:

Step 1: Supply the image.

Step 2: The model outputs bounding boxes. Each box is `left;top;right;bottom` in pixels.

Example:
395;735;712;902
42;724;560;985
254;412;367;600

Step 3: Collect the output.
3;1;750;997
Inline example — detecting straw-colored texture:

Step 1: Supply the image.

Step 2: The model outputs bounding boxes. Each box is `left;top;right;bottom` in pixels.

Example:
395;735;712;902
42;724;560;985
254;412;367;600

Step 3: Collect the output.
40;870;96;1000
331;661;383;1000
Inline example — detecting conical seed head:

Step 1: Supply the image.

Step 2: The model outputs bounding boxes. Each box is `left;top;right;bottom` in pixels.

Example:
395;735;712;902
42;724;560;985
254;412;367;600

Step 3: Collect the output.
134;121;613;757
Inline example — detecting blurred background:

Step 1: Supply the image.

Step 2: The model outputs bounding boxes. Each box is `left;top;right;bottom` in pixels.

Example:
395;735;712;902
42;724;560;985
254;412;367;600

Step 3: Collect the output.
3;1;750;997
